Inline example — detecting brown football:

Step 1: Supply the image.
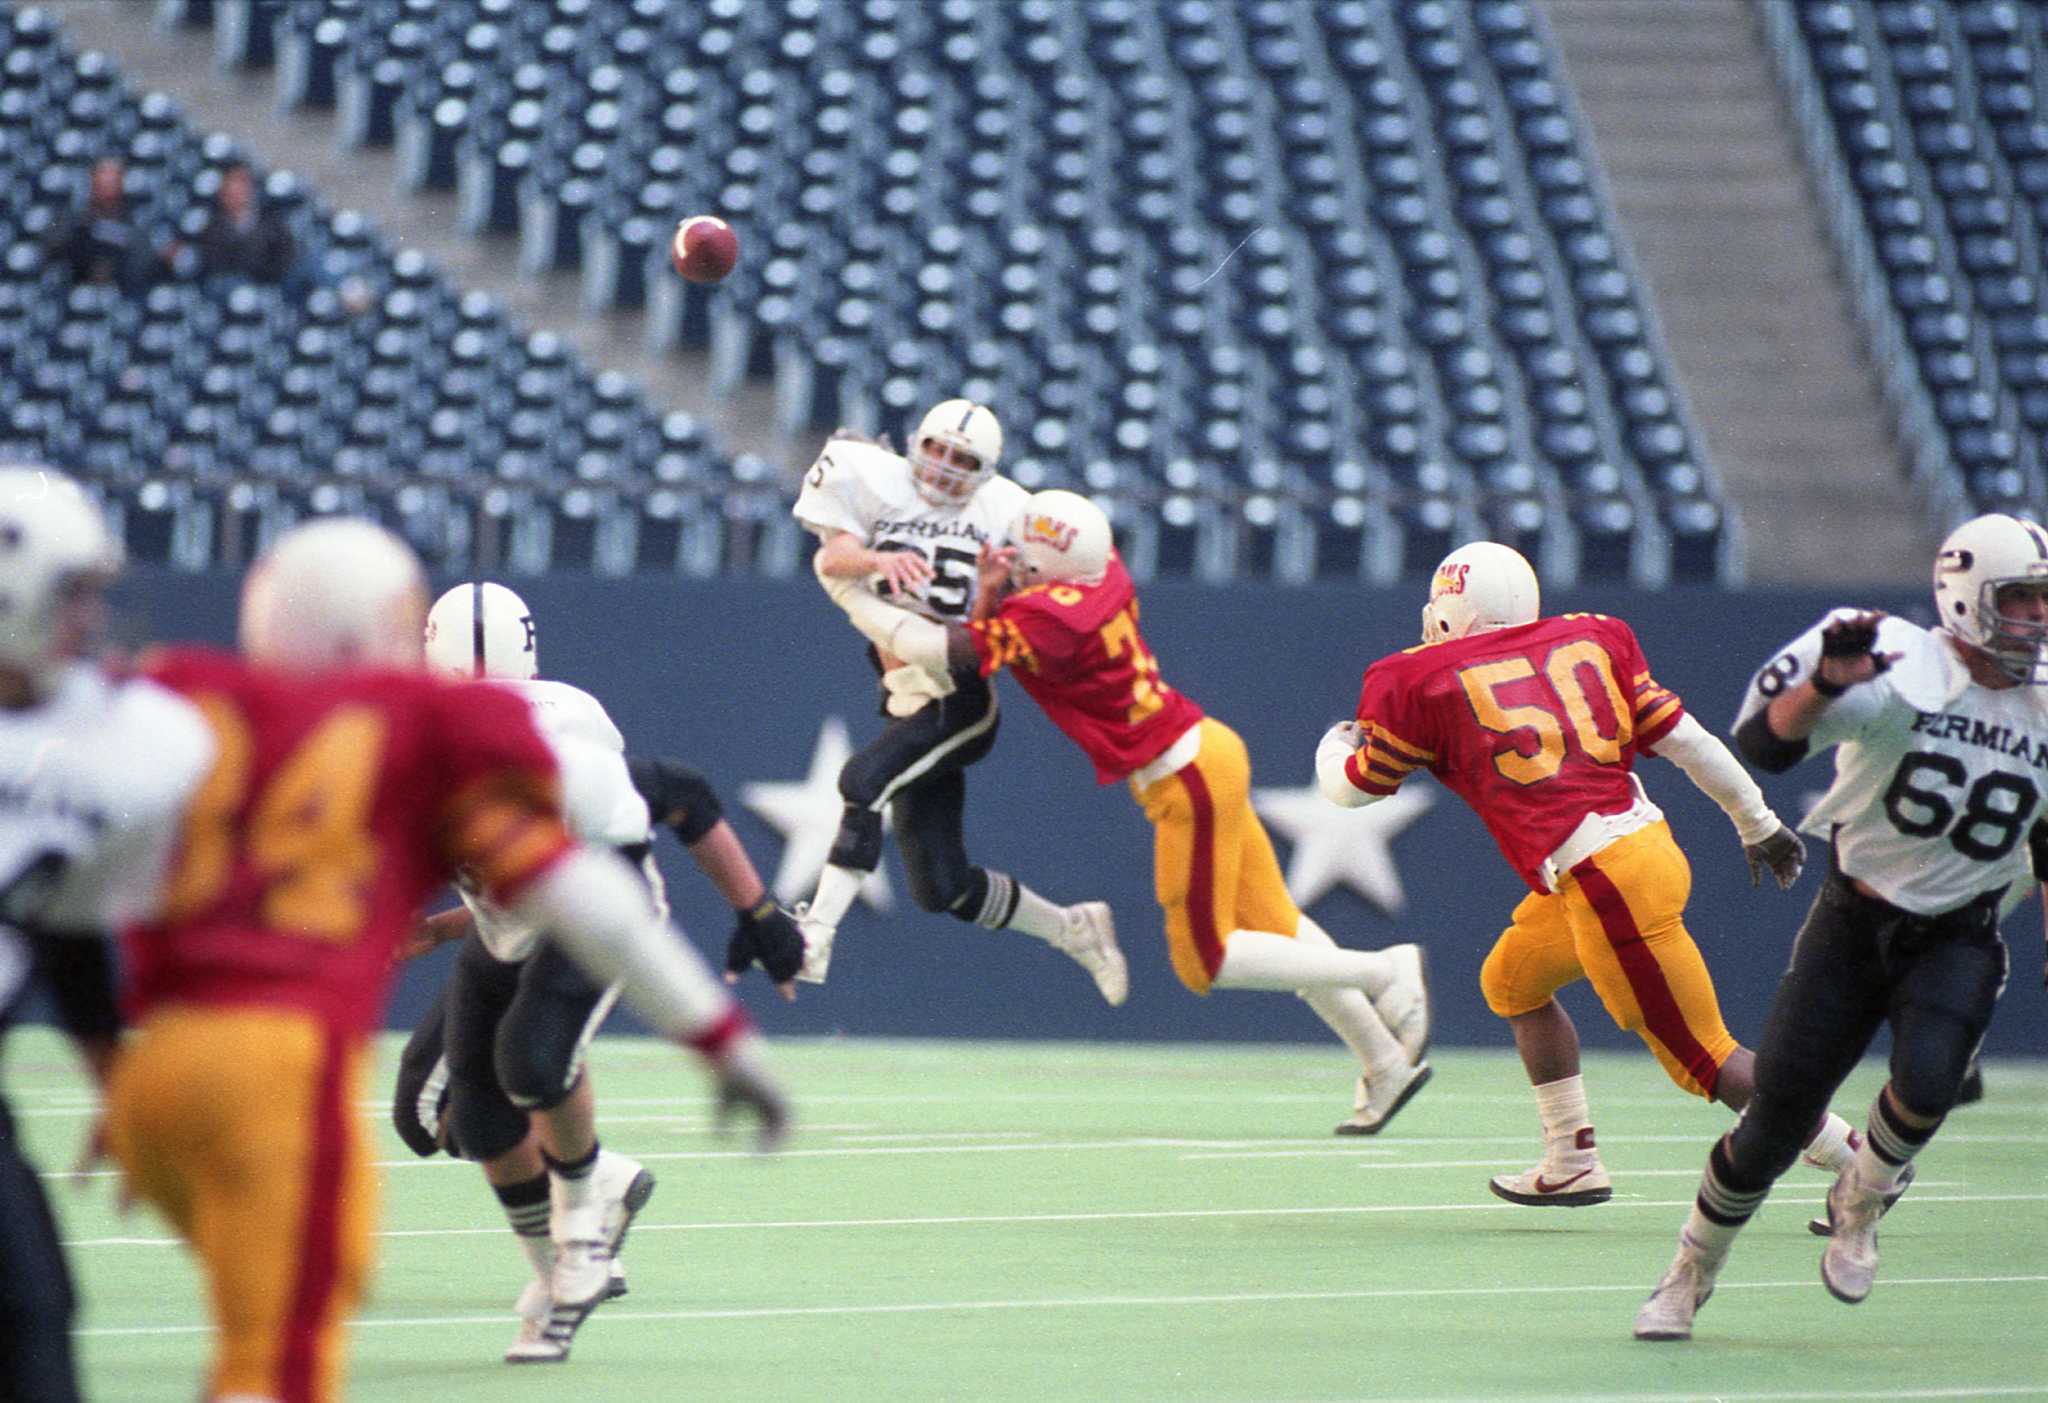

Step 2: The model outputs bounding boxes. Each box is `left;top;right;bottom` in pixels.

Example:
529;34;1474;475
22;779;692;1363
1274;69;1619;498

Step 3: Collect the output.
671;215;738;284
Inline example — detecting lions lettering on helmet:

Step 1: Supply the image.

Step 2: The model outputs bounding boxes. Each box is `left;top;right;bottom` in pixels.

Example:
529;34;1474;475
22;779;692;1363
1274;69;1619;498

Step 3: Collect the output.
1932;513;2048;683
238;518;428;671
424;581;539;681
909;398;1002;505
1420;541;1540;644
1010;489;1112;585
0;464;121;690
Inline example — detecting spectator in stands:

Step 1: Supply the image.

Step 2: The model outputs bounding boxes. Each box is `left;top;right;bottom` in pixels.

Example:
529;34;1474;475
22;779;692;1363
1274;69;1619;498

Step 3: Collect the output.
167;162;298;289
44;156;151;291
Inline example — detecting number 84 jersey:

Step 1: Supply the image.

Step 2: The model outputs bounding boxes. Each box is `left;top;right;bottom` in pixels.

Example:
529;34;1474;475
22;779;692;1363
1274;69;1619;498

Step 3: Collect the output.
793;438;1028;623
1735;611;2048;914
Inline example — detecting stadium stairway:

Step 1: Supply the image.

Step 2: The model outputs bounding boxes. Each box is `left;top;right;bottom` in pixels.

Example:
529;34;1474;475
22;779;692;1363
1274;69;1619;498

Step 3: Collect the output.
1542;0;1929;583
48;0;787;469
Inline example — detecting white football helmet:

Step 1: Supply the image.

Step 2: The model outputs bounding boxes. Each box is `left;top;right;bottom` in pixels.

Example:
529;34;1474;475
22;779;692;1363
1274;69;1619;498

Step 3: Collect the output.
909;398;1002;504
1420;541;1540;644
239;518;428;671
1933;513;2048;682
0;464;122;690
423;581;538;681
1010;489;1112;586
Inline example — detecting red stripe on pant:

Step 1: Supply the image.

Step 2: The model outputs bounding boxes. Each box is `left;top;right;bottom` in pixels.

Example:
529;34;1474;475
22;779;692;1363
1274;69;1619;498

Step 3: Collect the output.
1571;858;1722;1098
279;1027;350;1402
1178;764;1226;980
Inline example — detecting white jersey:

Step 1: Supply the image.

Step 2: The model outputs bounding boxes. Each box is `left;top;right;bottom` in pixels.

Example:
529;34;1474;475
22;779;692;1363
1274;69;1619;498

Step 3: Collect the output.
0;665;214;1005
460;678;654;962
792;438;1029;625
1735;612;2048;915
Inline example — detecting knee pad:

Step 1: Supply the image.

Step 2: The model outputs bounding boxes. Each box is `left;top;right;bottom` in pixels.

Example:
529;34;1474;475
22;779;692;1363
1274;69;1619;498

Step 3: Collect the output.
1478;942;1522;1018
827;805;886;872
446;1076;528;1163
494;1033;585;1113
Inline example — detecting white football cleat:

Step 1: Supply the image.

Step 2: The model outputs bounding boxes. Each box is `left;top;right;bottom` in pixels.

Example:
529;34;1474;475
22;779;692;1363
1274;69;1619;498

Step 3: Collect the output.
504;1278;564;1365
593;1151;657;1262
1056;902;1128;1007
794;902;836;985
1819;1166;1885;1304
1488;1130;1613;1206
1633;1232;1721;1341
1334;1060;1432;1136
1371;943;1430;1065
1807;1160;1913;1237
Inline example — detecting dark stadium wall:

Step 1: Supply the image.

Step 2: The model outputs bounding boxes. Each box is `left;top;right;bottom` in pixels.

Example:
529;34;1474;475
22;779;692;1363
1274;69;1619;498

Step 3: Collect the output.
112;568;2046;1057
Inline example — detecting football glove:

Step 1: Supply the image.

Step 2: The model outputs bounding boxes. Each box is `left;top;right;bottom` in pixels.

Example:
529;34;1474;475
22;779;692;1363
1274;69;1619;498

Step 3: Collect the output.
1819;612;1892;669
1744;823;1806;890
711;1038;790;1153
725;898;805;985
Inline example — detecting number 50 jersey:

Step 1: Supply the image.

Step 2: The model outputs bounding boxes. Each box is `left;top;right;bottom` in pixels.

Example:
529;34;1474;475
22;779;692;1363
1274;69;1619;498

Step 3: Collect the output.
793;438;1028;624
1735;612;2048;914
1352;613;1687;892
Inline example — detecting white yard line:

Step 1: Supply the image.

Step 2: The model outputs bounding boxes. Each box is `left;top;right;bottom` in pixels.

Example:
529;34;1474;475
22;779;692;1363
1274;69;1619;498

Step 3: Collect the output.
63;1189;2047;1249
72;1272;2048;1339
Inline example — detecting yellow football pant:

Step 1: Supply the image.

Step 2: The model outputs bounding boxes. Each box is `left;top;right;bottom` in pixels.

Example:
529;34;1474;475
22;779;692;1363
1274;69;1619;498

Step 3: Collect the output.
1134;718;1301;994
106;1006;375;1403
1479;820;1738;1098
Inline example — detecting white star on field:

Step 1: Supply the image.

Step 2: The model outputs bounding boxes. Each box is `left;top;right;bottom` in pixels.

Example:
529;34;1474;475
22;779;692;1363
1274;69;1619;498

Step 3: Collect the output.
741;716;894;911
1252;780;1433;914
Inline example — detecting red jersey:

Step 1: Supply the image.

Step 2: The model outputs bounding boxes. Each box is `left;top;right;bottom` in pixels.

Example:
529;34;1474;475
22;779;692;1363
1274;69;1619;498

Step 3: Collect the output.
125;647;575;1035
968;555;1205;784
1350;614;1686;891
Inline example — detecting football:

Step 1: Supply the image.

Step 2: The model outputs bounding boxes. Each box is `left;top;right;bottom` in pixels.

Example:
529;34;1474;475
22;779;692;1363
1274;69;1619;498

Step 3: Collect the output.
671;215;738;284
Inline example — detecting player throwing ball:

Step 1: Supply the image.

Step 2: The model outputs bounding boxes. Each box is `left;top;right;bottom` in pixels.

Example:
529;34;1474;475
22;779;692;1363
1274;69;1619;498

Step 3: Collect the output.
791;403;1125;1003
1635;514;2048;1340
838;489;1430;1132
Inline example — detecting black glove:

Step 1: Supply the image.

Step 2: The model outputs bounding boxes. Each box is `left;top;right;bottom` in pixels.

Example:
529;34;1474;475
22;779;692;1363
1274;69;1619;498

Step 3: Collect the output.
1744;824;1806;890
1819;612;1894;670
725;898;806;985
712;1040;791;1152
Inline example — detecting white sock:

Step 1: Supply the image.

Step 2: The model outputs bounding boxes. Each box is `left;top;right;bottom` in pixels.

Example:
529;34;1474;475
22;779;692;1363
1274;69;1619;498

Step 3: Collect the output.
1532;1074;1593;1148
1679;1214;1735;1264
1853;1133;1905;1194
1800;1111;1856;1174
1000;880;1067;941
1211;928;1392;991
806;863;866;931
1301;988;1406;1076
1292;914;1395;998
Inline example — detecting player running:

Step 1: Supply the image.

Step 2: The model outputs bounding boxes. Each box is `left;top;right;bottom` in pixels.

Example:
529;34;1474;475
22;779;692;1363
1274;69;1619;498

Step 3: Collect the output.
1316;541;1863;1200
1635;514;2048;1340
103;519;788;1403
391;580;803;1363
833;489;1430;1132
790;403;1125;1002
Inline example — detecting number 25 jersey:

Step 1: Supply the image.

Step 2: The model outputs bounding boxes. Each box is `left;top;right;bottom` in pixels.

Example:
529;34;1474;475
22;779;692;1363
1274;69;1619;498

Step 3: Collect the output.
792;438;1028;623
126;647;575;1035
1352;614;1687;892
1734;612;2048;914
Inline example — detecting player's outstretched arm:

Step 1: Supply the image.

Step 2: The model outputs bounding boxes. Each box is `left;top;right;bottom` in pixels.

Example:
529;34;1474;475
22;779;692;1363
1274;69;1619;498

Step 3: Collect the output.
506;846;790;1150
1648;714;1804;889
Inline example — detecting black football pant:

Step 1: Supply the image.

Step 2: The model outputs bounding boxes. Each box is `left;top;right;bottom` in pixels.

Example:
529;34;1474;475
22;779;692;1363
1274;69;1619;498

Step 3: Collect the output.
0;1103;80;1403
1721;867;2007;1191
830;669;1002;915
392;934;616;1162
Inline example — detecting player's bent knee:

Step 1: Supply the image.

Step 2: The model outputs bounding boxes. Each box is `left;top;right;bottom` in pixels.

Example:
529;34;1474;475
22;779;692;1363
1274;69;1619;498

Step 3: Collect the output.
1478;947;1532;1018
446;1079;528;1163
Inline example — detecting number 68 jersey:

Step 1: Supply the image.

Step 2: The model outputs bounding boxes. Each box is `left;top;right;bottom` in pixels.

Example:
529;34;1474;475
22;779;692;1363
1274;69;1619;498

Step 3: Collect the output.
1735;611;2048;914
793;437;1028;624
